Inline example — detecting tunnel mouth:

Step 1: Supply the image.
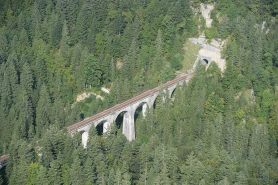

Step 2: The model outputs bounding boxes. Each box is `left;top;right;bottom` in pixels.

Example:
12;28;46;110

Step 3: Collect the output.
203;59;209;65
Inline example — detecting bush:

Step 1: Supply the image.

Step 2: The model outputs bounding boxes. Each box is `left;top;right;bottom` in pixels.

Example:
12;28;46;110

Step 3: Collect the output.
205;29;215;43
170;55;183;70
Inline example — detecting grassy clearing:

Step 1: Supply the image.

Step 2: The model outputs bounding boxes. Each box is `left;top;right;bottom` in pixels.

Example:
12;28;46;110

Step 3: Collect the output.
180;40;200;73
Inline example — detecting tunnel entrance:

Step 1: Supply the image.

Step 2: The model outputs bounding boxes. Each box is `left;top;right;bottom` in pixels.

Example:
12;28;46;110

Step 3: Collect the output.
202;59;209;65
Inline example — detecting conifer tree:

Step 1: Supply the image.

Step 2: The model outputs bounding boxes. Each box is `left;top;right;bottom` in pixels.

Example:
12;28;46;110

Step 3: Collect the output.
84;157;96;185
36;166;49;185
48;160;62;185
70;156;84;185
60;20;71;54
31;2;42;38
6;51;19;92
108;168;115;185
84;54;102;88
26;162;40;185
218;177;230;185
75;6;88;43
152;30;164;74
16;89;33;139
114;168;122;185
35;84;52;137
0;29;8;64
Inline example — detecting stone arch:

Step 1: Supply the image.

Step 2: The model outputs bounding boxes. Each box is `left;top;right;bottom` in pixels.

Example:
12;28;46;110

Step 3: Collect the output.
103;121;112;134
147;93;158;109
80;130;89;148
153;92;165;109
95;120;111;135
170;87;177;99
114;110;135;141
134;102;149;118
168;85;177;99
114;111;125;130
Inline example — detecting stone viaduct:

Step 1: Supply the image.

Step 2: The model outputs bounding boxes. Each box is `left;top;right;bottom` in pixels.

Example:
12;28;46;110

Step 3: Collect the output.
0;73;194;167
67;73;194;148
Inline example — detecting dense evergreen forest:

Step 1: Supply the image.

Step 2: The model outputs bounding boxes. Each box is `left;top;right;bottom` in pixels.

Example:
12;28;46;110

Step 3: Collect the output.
0;0;278;184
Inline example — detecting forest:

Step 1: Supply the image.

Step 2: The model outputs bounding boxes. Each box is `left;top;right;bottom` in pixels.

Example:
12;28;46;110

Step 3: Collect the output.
0;0;278;184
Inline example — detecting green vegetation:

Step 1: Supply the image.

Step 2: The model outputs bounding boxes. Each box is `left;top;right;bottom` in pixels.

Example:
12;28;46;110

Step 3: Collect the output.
180;41;201;73
0;0;195;155
1;0;278;184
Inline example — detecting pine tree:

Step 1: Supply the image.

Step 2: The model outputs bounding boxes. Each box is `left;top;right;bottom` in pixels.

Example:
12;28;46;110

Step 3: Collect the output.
269;135;277;157
84;54;102;88
36;166;49;185
260;89;274;120
161;15;176;51
236;171;248;185
84;157;96;185
17;28;29;56
138;162;149;185
52;98;65;128
48;160;62;185
108;168;115;185
49;13;62;48
60;20;71;54
95;155;108;185
152;30;164;74
31;2;42;38
122;172;132;185
218;177;230;185
15;89;33;139
35;84;52;137
114;168;122;185
64;0;77;35
70;156;84;185
20;56;32;91
26;163;40;185
0;29;9;64
159;163;171;184
75;6;88;43
61;164;71;185
268;102;278;138
6;51;19;92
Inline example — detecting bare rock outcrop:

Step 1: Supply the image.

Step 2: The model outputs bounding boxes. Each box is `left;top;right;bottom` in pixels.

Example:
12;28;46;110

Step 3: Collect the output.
200;3;215;28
